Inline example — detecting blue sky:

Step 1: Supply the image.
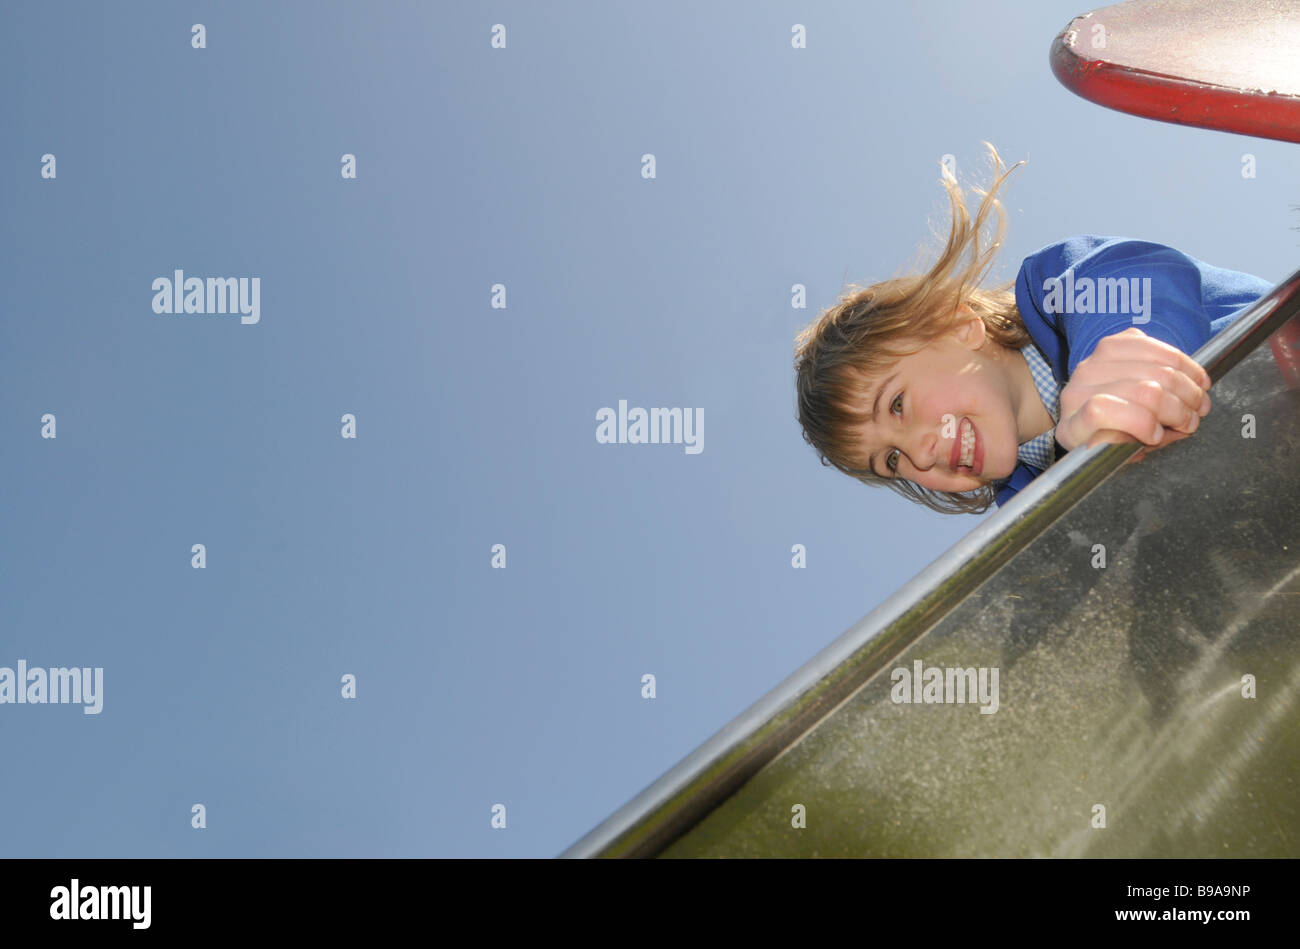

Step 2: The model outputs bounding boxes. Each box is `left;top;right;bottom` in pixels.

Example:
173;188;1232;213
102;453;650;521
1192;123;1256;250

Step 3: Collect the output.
1;0;1295;857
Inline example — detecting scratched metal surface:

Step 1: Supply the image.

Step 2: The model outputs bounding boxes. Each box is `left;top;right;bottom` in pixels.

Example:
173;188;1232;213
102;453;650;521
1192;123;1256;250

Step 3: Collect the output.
664;340;1300;858
1050;0;1300;144
1065;0;1300;93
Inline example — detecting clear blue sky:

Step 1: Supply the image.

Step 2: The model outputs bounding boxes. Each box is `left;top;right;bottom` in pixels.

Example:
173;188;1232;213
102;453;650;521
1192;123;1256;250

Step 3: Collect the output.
1;0;1294;857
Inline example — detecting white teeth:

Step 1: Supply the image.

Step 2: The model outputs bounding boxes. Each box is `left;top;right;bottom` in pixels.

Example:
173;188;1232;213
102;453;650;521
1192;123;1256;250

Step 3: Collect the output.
959;419;975;467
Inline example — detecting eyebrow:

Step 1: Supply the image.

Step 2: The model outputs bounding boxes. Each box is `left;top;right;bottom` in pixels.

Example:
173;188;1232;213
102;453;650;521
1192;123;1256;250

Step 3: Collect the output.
865;372;900;477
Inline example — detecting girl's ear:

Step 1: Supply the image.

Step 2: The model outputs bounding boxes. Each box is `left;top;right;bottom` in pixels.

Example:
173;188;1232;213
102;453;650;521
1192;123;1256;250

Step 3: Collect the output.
953;305;987;349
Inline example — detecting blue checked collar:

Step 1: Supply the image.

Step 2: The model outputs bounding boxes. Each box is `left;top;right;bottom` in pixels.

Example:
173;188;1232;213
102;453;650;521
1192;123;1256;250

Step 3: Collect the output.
1016;342;1062;472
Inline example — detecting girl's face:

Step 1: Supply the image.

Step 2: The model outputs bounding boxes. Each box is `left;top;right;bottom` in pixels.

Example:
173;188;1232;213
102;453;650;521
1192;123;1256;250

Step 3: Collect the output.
853;313;1045;493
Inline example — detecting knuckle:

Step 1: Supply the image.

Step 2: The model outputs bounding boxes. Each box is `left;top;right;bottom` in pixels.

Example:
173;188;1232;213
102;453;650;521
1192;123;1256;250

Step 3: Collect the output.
1137;379;1163;408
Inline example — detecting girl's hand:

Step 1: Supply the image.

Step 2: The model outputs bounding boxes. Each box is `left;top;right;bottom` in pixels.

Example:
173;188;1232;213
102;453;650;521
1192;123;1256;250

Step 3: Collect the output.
1055;327;1213;461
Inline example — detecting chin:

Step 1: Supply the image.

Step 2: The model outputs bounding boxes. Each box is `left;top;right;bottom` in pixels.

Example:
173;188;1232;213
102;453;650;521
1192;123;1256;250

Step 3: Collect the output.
980;447;1017;480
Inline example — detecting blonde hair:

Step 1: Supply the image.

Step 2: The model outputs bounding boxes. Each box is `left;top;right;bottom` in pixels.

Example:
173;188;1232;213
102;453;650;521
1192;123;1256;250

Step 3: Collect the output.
793;142;1029;515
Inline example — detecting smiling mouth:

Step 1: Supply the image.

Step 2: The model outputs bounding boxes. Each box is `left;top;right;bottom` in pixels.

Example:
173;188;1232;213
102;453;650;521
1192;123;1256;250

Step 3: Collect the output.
954;417;982;475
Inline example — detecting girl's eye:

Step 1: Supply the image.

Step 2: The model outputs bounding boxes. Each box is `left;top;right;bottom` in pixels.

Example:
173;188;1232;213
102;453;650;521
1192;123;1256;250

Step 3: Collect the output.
884;392;904;474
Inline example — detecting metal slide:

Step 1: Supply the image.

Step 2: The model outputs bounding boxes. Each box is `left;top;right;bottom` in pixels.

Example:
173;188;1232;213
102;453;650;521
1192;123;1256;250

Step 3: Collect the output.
563;274;1300;858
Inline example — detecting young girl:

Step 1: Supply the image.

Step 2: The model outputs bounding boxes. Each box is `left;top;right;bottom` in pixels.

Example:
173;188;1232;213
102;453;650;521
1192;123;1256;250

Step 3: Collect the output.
794;143;1272;513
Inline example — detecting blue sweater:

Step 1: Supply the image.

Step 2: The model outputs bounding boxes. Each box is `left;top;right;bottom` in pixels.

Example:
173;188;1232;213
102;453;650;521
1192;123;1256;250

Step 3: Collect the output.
992;236;1271;507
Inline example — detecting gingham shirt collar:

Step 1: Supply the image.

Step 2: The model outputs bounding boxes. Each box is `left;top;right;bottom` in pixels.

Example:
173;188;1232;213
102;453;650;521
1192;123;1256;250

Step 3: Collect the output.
1016;342;1062;472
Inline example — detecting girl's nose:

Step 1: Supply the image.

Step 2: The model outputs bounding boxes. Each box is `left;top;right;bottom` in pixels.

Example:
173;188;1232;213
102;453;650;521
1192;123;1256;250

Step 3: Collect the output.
907;425;941;471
